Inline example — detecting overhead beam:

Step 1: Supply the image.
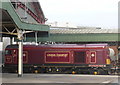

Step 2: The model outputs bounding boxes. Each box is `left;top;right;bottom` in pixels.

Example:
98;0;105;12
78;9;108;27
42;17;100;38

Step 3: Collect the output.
23;33;119;42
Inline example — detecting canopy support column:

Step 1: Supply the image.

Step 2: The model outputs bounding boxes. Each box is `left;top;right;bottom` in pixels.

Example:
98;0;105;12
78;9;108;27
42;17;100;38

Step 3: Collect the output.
17;30;24;77
18;40;23;77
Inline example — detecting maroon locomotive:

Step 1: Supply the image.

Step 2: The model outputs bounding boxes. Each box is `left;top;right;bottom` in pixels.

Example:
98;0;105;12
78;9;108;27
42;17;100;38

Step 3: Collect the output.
3;44;113;74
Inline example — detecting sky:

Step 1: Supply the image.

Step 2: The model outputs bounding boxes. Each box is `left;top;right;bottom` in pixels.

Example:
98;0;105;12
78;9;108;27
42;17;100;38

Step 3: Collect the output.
39;0;119;29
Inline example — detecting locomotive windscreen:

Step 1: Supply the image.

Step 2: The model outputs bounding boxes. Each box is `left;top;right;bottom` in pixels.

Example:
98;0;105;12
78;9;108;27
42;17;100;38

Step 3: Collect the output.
5;50;12;55
74;51;86;63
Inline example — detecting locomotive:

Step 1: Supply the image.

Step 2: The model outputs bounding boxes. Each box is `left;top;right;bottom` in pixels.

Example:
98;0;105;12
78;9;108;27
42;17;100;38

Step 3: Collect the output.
3;44;116;74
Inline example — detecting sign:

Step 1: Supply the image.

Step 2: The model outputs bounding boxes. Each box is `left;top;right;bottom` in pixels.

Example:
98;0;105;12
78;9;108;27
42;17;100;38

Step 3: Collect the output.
45;51;70;63
89;65;106;67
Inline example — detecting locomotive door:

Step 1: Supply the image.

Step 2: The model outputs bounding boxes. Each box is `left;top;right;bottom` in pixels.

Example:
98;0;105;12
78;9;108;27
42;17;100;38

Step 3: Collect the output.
86;51;96;64
89;51;96;64
13;50;28;64
13;50;18;64
23;51;28;63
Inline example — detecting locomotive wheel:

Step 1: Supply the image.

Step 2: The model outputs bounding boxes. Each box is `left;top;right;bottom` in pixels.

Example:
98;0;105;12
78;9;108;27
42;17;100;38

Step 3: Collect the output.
94;71;98;75
72;71;76;74
34;70;38;73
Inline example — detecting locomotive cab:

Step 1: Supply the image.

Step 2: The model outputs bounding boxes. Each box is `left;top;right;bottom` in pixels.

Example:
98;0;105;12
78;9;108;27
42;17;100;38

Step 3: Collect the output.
5;49;13;64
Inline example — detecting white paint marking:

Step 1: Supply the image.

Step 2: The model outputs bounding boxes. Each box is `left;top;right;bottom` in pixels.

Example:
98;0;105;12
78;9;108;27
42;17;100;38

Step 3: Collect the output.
102;81;111;83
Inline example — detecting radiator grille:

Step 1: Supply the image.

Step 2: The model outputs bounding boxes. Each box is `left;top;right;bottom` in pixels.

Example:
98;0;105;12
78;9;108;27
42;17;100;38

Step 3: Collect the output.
74;51;86;63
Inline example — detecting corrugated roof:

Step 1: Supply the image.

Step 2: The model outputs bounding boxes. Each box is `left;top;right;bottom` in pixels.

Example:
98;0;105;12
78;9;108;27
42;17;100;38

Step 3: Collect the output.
50;28;118;34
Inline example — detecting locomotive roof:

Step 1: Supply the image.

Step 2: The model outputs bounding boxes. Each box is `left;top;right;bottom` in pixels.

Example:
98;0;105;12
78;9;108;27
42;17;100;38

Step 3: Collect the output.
6;44;18;49
6;44;108;49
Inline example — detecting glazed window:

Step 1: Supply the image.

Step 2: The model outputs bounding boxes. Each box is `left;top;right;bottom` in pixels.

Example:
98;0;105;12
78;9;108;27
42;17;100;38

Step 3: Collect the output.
5;50;12;55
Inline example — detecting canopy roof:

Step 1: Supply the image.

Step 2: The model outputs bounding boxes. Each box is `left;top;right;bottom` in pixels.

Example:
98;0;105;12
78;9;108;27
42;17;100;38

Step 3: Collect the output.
1;1;49;38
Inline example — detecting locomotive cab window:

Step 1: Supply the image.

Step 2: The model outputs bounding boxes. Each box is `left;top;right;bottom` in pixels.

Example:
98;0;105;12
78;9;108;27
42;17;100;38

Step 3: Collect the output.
5;50;12;55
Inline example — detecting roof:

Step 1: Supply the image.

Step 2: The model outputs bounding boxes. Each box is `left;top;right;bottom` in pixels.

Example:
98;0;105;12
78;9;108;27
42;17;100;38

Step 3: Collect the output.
6;44;108;49
32;1;46;23
50;28;118;34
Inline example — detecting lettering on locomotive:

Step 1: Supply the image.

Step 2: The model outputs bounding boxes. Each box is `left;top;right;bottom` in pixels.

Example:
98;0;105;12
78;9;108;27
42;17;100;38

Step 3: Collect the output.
46;54;68;57
45;51;70;63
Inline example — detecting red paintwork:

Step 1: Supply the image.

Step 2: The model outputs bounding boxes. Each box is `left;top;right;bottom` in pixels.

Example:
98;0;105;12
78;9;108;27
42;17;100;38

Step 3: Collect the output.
5;44;110;66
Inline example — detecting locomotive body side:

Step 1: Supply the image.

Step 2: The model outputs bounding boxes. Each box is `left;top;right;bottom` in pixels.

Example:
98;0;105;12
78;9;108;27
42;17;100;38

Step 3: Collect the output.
3;44;111;74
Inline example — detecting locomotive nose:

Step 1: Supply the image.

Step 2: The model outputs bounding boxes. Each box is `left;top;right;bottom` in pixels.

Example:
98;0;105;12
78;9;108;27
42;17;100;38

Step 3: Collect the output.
109;48;115;57
109;48;115;61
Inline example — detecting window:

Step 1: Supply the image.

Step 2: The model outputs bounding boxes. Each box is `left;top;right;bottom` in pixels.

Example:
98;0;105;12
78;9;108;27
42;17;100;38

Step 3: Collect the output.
5;50;12;55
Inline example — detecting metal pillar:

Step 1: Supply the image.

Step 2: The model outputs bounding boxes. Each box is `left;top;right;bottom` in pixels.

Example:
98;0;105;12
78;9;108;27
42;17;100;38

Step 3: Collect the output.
18;40;23;77
17;30;24;77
